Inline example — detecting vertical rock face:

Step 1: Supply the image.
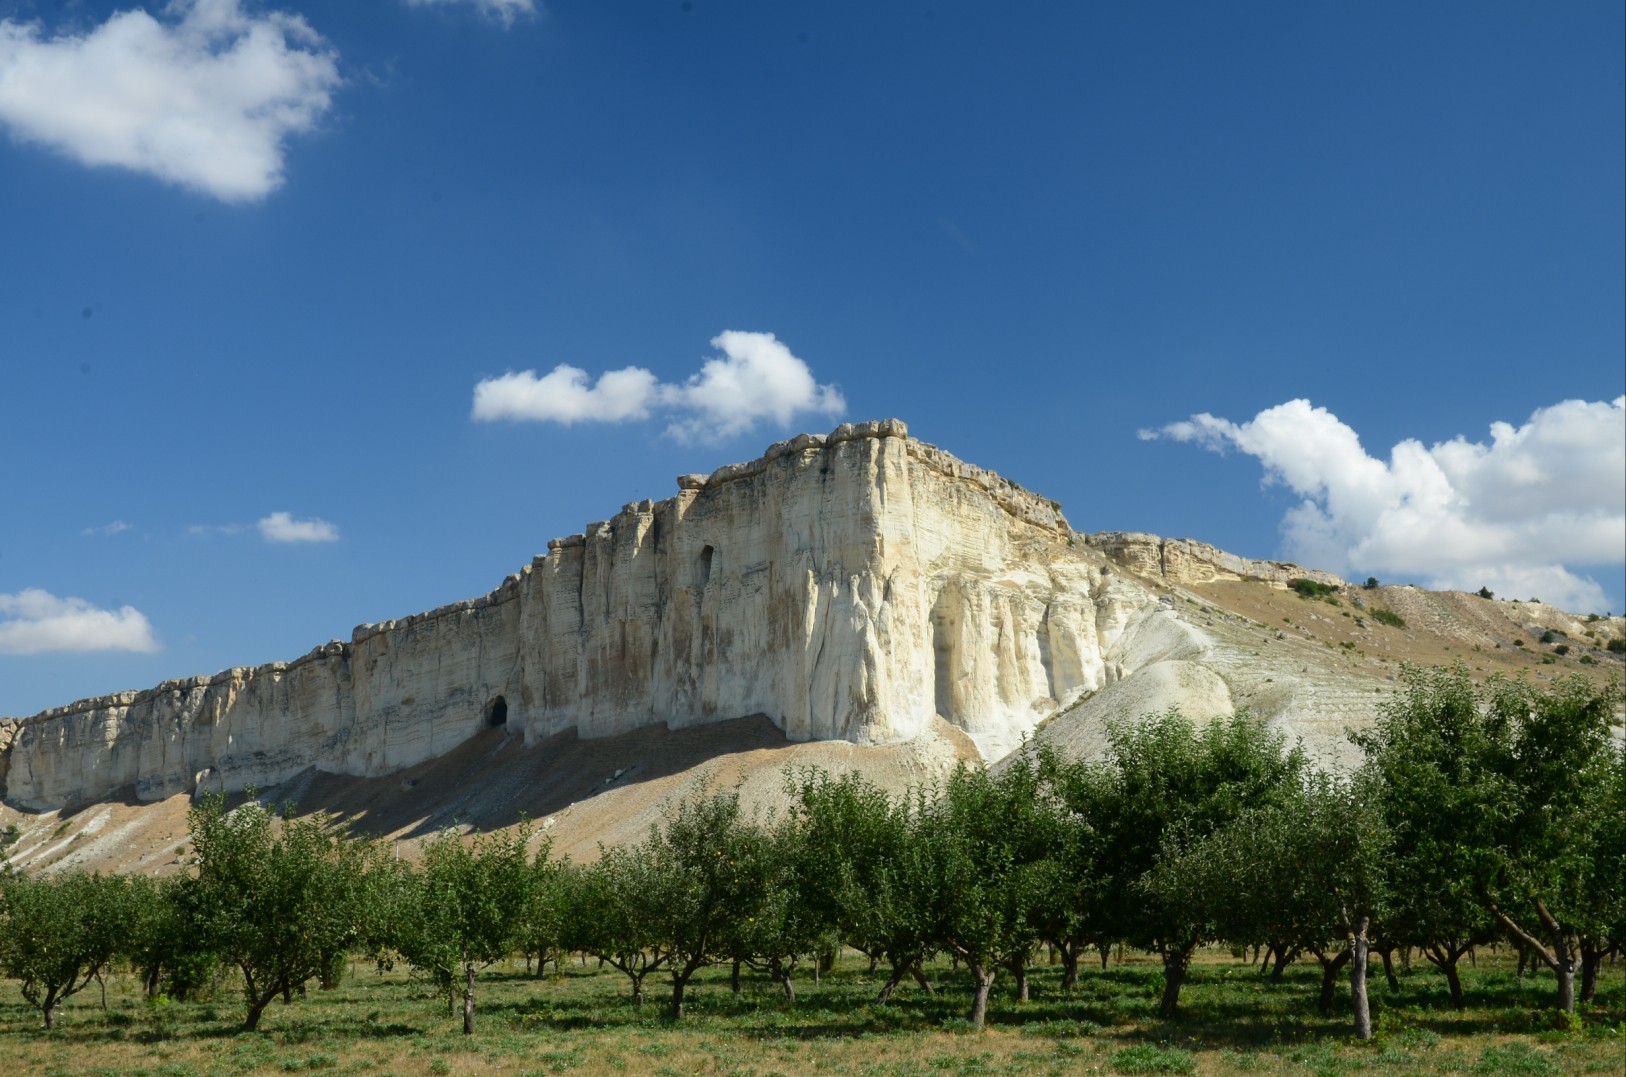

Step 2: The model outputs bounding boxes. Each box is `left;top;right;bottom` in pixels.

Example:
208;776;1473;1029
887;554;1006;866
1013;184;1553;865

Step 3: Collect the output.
2;420;1162;810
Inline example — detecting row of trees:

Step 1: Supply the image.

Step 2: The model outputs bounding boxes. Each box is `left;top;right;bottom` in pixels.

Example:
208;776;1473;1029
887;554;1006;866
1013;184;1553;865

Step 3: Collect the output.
1;667;1620;1039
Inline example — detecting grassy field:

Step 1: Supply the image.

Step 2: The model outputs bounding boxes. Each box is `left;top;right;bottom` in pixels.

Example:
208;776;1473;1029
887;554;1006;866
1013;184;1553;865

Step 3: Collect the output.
0;949;1620;1076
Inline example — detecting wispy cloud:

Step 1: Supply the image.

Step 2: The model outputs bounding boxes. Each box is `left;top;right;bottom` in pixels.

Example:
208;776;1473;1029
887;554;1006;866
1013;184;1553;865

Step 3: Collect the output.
403;0;537;28
258;511;339;543
1141;396;1626;612
82;520;133;537
472;330;846;442
0;589;160;655
0;0;341;201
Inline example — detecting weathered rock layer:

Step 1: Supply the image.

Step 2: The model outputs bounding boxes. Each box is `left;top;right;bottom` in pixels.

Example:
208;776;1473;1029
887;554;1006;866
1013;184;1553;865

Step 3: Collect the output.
3;420;1175;810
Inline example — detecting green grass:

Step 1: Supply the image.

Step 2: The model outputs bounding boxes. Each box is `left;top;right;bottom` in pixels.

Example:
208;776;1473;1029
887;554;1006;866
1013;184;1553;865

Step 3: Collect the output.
0;949;1618;1076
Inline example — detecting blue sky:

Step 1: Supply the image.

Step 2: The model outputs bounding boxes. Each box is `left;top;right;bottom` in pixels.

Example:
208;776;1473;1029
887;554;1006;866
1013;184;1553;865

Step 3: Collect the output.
2;0;1622;718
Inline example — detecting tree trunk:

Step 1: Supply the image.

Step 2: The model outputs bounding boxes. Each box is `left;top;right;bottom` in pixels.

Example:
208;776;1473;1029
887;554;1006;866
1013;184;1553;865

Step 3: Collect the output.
462;964;475;1036
1422;944;1470;1009
968;963;996;1031
1555;959;1575;1014
1098;942;1111;970
630;971;645;1007
670;973;687;1019
1351;917;1373;1041
1380;948;1399;991
42;1001;57;1030
1060;946;1080;991
1007;954;1029;1002
1317;949;1352;1015
876;962;906;1003
910;961;935;996
1270;946;1295;984
1580;941;1602;1004
1159;946;1193;1017
780;970;795;1002
244;989;276;1031
730;960;742;994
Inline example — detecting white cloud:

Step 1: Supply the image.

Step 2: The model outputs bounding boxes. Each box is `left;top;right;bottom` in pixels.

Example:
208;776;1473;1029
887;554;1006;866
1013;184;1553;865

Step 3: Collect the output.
0;589;160;655
0;0;340;202
403;0;537;27
1142;396;1626;612
471;330;847;442
258;511;339;543
473;364;660;425
82;519;133;537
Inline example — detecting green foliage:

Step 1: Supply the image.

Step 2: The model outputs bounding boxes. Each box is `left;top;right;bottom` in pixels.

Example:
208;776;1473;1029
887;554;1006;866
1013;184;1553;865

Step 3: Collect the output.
627;785;777;1017
787;768;937;1002
1364;577;1380;590
1290;578;1340;600
1371;608;1406;629
1606;638;1625;654
916;752;1065;1027
185;794;381;1030
1477;586;1495;599
0;871;134;1028
389;822;535;1032
1046;710;1305;1016
1110;1044;1198;1074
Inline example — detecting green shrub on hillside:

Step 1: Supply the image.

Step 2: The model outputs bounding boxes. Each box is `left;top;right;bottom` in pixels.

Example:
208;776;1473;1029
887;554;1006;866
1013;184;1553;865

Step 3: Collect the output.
1289;578;1339;600
1371;608;1406;629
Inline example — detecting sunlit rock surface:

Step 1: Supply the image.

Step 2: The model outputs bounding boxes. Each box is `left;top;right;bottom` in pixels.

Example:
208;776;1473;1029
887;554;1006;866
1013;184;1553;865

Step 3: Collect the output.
2;419;1352;810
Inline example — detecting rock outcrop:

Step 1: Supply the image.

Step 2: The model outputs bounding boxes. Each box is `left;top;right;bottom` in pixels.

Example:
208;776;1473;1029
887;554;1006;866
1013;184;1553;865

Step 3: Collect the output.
3;420;1178;810
1085;532;1347;589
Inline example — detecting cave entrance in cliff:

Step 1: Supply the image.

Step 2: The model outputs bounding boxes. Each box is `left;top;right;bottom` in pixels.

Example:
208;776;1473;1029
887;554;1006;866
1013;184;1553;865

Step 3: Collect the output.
486;695;508;729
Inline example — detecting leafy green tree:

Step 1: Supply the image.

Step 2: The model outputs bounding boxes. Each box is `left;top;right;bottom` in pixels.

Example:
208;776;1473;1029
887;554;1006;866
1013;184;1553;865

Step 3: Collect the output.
567;844;670;1005
1050;709;1305;1016
392;824;534;1034
639;787;770;1018
917;753;1064;1029
1472;673;1619;1013
787;769;938;1002
1033;748;1110;991
1580;740;1625;1002
515;842;572;980
186;794;379;1031
1351;664;1499;1008
0;871;134;1028
717;810;825;1000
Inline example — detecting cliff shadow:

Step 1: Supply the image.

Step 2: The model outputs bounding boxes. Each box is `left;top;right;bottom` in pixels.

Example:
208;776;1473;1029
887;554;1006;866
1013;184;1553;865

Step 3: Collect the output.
264;714;794;848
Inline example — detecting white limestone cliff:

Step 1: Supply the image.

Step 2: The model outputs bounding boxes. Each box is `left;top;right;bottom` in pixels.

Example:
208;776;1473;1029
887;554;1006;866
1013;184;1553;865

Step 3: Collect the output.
7;420;1185;809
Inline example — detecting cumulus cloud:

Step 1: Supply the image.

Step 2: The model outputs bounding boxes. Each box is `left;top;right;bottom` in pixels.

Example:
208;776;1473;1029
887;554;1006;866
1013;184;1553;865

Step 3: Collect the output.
82;519;133;537
0;0;340;201
1141;396;1626;612
403;0;537;27
471;331;847;441
0;589;160;655
258;511;339;543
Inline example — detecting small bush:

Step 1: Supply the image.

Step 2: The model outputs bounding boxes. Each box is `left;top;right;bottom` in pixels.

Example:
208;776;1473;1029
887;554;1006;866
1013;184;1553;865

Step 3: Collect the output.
1553;644;1569;656
1540;630;1556;644
1607;639;1625;654
1290;578;1340;600
1477;586;1495;599
1371;608;1406;629
1110;1044;1198;1075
